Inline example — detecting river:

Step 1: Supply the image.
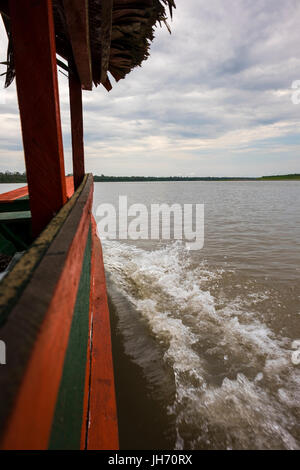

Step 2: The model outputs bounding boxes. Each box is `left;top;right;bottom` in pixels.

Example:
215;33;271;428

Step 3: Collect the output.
93;181;300;450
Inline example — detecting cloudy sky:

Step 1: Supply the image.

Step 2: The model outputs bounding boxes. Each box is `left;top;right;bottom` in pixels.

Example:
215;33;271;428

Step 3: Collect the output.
1;0;300;177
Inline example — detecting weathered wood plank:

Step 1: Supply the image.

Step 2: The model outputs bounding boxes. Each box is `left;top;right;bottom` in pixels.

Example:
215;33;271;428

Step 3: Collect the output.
0;175;93;449
63;0;92;90
0;176;88;328
48;227;92;450
100;0;113;84
69;67;85;190
9;0;67;237
0;211;31;221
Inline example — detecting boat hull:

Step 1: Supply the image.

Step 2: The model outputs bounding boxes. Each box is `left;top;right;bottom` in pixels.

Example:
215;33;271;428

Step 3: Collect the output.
0;174;118;450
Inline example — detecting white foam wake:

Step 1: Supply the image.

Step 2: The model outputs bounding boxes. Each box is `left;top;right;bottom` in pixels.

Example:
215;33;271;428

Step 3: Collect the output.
102;240;300;450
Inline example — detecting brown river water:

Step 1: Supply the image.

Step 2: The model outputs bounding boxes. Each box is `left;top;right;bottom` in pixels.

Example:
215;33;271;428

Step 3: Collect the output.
93;181;300;450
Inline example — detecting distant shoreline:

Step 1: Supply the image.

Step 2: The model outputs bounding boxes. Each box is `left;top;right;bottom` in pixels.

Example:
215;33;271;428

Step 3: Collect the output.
93;174;300;182
0;173;299;183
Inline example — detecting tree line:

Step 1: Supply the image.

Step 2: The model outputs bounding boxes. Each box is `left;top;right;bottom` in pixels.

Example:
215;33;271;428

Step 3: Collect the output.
0;172;299;183
0;171;27;183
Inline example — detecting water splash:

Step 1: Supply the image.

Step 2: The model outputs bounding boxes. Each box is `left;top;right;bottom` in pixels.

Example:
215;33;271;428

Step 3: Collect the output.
103;240;300;449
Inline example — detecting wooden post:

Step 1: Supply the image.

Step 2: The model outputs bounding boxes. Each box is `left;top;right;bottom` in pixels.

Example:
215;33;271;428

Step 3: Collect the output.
9;0;67;237
69;66;85;190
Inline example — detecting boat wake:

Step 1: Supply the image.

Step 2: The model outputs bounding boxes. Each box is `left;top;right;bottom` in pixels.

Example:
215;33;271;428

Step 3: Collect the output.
102;240;300;450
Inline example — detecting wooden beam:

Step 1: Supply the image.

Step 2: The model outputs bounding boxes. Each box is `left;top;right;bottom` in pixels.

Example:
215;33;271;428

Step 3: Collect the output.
63;0;92;90
9;0;67;237
100;0;113;85
69;67;85;190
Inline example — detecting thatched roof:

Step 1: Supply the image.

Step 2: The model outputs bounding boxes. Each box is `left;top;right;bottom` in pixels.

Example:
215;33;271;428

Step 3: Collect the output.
0;0;175;90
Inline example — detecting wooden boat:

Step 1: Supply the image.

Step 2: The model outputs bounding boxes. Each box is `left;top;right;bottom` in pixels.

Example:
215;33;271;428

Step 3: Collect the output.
0;0;175;450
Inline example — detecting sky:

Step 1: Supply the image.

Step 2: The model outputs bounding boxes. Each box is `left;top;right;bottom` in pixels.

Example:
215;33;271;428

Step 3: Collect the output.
1;0;300;177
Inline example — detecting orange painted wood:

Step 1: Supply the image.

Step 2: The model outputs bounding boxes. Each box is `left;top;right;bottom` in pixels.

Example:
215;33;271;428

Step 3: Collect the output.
0;186;28;201
69;68;85;190
1;183;93;450
0;176;73;203
65;175;75;198
9;0;67;237
86;217;119;450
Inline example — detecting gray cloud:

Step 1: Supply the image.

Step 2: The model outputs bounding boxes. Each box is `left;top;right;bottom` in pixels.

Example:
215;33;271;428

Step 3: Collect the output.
1;0;300;176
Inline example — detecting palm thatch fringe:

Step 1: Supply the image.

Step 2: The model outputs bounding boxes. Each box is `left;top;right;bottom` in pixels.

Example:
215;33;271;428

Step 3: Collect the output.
0;0;176;90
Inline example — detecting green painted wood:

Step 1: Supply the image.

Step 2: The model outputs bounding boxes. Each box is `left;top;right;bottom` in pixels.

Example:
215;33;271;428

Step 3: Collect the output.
0;232;16;256
0;200;30;213
0;224;28;252
0;175;89;327
48;225;92;450
0;211;31;222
